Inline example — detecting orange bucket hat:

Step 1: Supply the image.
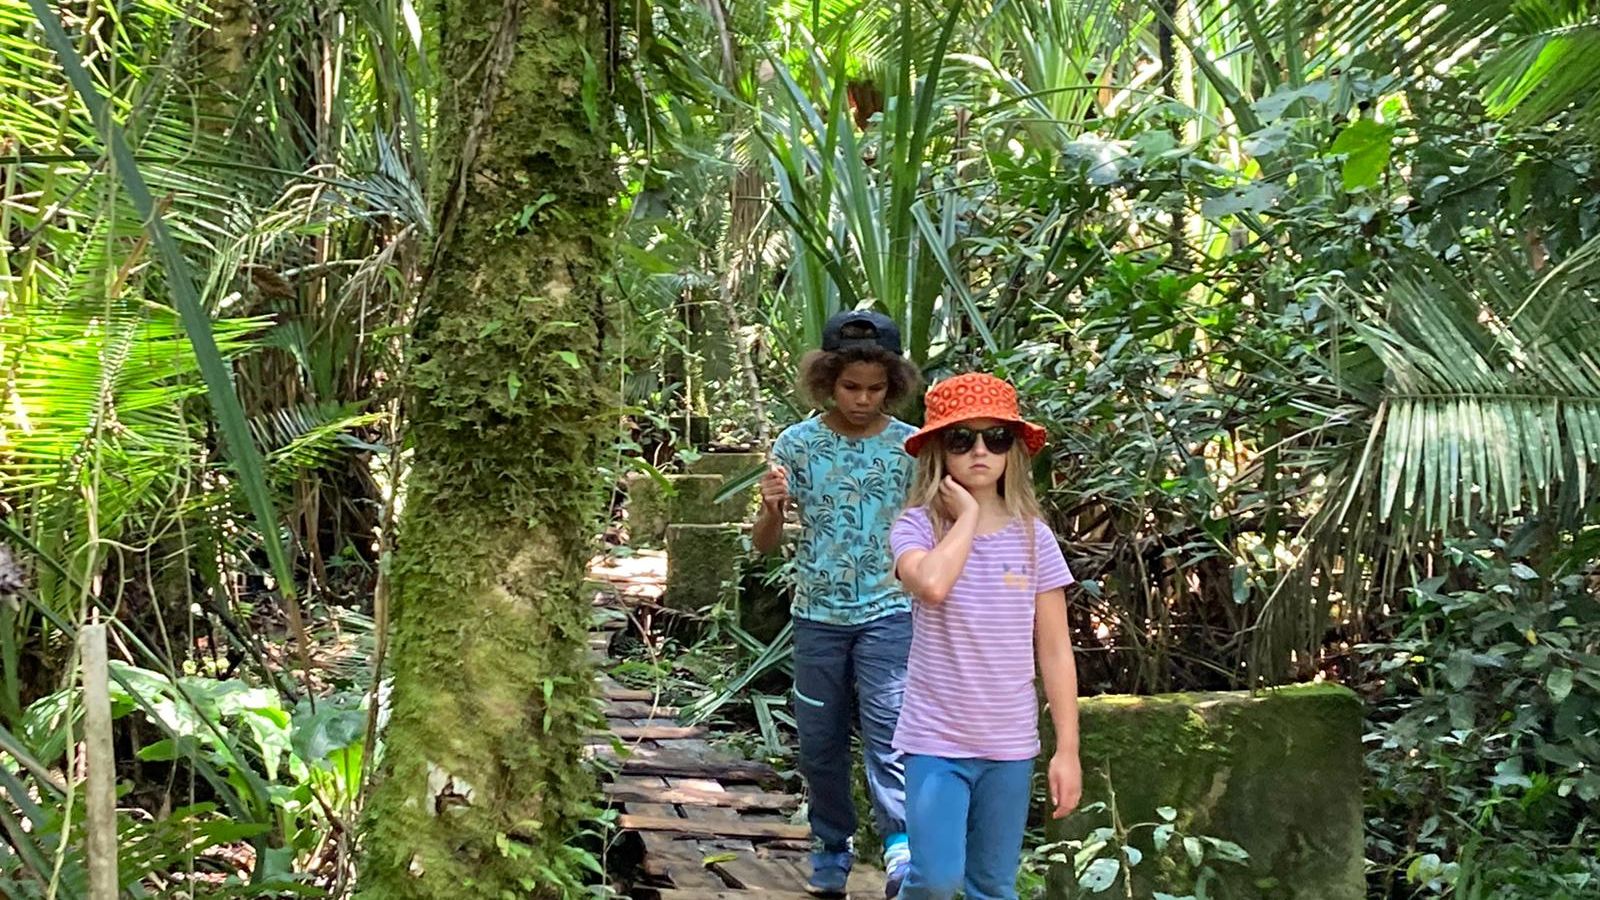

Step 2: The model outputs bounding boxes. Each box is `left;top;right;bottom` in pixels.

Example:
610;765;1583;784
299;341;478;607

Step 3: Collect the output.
904;373;1047;457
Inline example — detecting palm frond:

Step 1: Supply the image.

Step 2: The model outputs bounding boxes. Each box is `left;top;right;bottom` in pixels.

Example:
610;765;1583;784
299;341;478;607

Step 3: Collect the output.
755;2;987;364
1358;247;1600;529
1253;242;1600;680
0;306;267;494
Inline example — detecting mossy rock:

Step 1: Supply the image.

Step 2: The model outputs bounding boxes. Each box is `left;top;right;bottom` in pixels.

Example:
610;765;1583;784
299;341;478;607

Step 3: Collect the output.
685;451;766;481
736;548;794;644
1043;684;1363;900
626;473;673;545
669;474;746;525
629;474;751;545
665;524;745;612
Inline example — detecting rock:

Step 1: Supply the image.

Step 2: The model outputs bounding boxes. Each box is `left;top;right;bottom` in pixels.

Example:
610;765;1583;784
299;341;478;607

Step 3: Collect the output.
684;451;766;481
665;524;745;612
628;474;751;545
626;473;673;545
1043;684;1363;900
668;474;748;525
736;551;793;643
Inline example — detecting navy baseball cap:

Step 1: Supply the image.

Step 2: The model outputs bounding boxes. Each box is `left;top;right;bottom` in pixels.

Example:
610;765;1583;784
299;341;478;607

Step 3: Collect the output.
822;309;902;355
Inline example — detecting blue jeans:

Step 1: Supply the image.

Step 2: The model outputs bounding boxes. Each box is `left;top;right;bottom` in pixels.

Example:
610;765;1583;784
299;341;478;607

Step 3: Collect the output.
901;755;1035;900
792;613;911;854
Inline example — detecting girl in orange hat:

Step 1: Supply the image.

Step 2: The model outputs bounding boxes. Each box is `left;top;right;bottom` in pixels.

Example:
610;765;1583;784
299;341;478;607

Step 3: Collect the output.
888;373;1083;900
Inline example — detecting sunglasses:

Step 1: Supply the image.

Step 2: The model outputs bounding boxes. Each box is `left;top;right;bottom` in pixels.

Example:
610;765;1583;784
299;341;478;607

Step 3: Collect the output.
943;425;1017;456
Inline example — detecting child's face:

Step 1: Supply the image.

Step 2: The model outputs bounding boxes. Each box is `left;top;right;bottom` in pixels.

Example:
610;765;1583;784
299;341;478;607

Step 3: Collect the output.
833;361;890;426
942;417;1010;490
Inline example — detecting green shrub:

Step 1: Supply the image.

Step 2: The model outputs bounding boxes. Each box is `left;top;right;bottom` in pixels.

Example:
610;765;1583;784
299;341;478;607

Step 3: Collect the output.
1361;529;1600;898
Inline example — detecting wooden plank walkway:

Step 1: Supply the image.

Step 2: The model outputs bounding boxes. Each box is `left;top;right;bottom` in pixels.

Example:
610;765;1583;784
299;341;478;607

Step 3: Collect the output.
589;582;887;899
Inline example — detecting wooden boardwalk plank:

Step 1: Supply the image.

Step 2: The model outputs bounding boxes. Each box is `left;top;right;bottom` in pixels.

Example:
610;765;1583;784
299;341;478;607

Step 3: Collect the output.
592;623;816;896
601;784;796;811
639;838;729;891
619;815;810;841
605;701;681;718
712;855;806;891
649;885;888;900
588;746;779;784
668;778;741;823
588;725;707;744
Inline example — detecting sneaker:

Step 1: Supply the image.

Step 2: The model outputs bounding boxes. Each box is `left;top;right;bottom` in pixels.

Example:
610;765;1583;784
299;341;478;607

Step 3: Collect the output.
806;848;853;897
883;840;910;899
883;856;909;899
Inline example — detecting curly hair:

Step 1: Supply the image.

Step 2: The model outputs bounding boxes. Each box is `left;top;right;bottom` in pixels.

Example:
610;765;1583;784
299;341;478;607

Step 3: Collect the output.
797;347;922;411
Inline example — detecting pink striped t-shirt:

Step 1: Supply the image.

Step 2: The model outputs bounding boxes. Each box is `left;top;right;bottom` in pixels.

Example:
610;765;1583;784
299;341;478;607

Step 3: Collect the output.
889;506;1074;761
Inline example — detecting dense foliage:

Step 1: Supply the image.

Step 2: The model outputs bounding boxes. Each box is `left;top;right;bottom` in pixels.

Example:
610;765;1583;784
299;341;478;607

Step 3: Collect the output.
2;0;1598;895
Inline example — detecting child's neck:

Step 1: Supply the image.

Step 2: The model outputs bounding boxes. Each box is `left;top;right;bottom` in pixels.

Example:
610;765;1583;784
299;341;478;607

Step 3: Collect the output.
963;482;1011;530
823;408;888;438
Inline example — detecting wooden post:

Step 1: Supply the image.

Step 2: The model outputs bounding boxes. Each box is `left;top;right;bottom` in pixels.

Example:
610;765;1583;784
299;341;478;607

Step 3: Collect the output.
81;623;117;898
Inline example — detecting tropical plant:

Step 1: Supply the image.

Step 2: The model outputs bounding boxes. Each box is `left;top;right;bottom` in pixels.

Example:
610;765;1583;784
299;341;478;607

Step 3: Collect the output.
1361;529;1600;898
2;0;426;886
758;0;996;366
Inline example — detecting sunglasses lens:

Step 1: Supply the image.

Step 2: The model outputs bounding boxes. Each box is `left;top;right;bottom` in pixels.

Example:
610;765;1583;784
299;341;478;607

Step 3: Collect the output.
944;428;977;454
983;427;1017;454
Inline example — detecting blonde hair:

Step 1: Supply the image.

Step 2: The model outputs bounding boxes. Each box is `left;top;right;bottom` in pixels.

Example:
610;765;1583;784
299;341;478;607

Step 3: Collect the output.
907;433;1043;575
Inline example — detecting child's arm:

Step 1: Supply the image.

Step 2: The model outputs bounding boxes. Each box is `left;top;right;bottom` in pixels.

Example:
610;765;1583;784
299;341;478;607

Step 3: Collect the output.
896;478;980;604
1036;586;1083;819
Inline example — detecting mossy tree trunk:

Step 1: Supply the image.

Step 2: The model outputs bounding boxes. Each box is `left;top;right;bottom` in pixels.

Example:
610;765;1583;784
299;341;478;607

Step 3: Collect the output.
357;3;613;897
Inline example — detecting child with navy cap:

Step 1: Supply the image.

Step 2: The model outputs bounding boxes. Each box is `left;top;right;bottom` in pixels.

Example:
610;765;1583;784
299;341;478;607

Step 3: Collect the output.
753;309;922;897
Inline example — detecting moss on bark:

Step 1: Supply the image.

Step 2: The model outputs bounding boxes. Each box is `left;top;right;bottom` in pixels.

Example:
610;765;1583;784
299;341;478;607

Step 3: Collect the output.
356;4;613;897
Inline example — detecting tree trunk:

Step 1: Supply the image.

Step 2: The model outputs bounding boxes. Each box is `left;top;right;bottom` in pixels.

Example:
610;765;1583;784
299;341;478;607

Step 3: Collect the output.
357;2;613;897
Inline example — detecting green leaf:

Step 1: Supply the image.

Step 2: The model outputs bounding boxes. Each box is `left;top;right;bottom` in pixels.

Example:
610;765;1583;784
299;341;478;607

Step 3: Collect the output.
290;698;366;766
1153;823;1175;852
1201;183;1283;219
1445;651;1476;690
1447;692;1476;730
1252;82;1333;121
1183;836;1204;866
1242;121;1294;158
1078;857;1120;892
1201;837;1250;863
1547;668;1575;704
507;372;522;401
1538;741;1584;768
1330;120;1395;192
713;463;767;504
556;351;582;369
580;47;600;132
1489;758;1532;789
1121;845;1143;867
1156;806;1178;822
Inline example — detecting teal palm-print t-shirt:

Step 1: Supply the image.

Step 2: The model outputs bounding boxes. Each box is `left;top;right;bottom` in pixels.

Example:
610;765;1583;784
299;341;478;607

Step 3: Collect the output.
771;416;918;625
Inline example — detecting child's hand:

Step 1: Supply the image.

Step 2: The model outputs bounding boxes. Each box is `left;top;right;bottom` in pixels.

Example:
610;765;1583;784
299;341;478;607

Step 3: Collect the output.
1048;751;1082;819
760;466;790;514
940;476;979;520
